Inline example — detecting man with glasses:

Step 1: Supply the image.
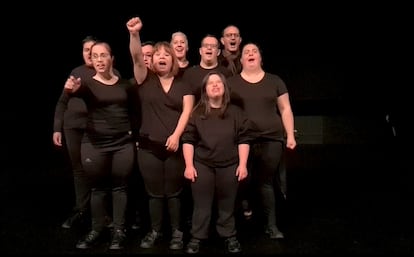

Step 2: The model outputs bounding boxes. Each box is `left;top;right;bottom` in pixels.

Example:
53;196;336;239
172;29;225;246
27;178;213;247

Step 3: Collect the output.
219;25;243;76
183;34;233;103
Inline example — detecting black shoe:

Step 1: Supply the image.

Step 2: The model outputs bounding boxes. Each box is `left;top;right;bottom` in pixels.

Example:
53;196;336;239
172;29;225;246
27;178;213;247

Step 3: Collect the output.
76;230;101;249
265;226;284;239
169;229;183;250
62;211;84;229
109;229;126;250
225;236;242;253
140;230;162;249
185;238;200;254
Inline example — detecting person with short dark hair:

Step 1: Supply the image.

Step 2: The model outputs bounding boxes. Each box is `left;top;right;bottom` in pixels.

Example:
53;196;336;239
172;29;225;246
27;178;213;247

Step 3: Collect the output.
218;25;243;76
183;34;233;103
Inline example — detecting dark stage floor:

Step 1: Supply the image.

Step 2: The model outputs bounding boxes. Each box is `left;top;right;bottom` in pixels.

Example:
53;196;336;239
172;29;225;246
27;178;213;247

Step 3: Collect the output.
1;120;412;255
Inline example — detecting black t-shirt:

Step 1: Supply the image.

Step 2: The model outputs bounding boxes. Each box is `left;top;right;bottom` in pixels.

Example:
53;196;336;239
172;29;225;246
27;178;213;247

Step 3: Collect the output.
228;73;288;141
182;64;233;103
137;71;192;144
182;105;253;168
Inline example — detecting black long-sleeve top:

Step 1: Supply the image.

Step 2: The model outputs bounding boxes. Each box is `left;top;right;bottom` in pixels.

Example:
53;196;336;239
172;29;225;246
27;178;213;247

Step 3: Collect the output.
53;65;95;132
73;77;134;148
53;66;121;132
181;105;253;168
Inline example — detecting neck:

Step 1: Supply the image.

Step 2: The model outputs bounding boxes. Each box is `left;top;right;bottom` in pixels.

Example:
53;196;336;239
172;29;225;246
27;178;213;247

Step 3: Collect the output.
95;72;113;80
222;49;239;57
177;58;189;68
200;61;218;69
241;67;264;76
209;98;222;108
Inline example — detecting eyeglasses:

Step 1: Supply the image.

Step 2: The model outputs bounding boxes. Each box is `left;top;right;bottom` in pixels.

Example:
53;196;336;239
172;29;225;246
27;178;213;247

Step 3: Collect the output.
91;53;110;60
224;33;240;38
201;43;218;49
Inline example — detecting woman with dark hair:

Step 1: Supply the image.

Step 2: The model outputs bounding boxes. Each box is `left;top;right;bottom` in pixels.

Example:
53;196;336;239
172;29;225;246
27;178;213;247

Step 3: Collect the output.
228;42;296;240
127;17;194;250
182;71;253;254
64;41;135;250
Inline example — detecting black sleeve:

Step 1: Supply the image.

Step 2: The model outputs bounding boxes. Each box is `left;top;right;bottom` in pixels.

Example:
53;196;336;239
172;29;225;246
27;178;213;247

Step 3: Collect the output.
126;83;141;142
235;107;255;144
53;89;69;132
181;116;199;145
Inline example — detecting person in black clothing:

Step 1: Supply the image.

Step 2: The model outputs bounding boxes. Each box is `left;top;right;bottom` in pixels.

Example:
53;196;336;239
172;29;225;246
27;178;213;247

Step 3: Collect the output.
53;36;122;230
228;42;296;240
170;30;192;229
127;40;154;231
218;25;243;76
127;17;194;250
183;34;233;103
64;41;135;250
53;35;99;229
182;71;252;254
171;31;190;78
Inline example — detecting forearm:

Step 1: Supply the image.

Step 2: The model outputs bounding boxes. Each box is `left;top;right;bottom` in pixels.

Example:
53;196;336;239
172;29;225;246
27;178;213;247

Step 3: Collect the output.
129;32;147;84
182;143;195;167
172;96;194;138
281;109;295;139
238;143;250;166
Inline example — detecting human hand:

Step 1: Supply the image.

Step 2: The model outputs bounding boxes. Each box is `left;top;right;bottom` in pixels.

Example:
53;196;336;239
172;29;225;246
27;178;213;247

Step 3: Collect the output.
126;17;143;34
64;75;81;93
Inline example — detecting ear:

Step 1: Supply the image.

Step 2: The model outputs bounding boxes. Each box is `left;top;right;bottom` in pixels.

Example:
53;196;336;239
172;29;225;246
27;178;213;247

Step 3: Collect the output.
220;37;225;45
216;49;221;56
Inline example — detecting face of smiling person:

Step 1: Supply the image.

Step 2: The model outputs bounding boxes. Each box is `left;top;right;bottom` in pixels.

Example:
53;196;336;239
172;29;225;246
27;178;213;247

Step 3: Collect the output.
171;33;188;59
206;73;225;100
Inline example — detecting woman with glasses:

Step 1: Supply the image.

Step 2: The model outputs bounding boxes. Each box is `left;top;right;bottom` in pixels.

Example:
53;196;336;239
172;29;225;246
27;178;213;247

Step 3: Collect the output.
64;41;136;250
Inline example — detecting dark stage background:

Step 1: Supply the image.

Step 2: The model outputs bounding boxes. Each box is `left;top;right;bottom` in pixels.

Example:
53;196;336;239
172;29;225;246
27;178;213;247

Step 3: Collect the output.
2;4;411;254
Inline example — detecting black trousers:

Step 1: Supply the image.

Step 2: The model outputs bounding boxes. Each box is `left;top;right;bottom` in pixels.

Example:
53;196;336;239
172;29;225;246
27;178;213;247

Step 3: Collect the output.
63;128;90;213
81;140;135;231
190;161;239;239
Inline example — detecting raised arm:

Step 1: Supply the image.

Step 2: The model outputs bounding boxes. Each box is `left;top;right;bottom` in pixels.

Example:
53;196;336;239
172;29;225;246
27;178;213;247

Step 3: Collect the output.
126;17;147;85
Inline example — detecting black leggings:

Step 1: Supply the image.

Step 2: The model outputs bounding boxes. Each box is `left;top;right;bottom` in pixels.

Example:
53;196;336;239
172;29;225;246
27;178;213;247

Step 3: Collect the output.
81;140;135;231
138;148;184;232
244;140;284;229
190;161;239;239
64;128;89;213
